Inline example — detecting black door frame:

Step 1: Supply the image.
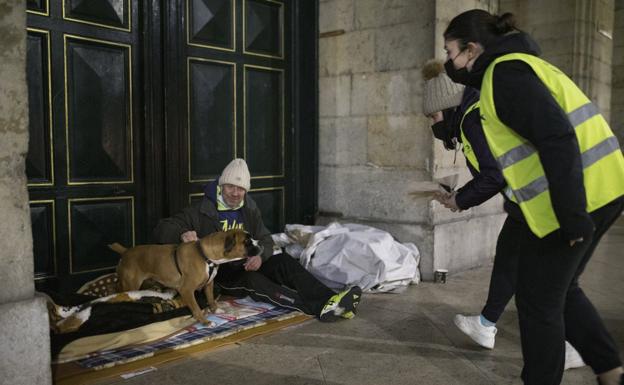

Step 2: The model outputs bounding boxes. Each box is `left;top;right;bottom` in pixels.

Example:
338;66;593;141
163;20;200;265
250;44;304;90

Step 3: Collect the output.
141;0;167;236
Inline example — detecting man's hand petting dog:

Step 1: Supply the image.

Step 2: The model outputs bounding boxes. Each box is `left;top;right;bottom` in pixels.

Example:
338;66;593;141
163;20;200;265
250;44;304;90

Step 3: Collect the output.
181;230;198;243
244;255;262;271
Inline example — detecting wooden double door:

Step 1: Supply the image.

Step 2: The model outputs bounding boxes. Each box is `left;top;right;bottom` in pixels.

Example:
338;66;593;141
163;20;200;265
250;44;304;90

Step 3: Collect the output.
25;0;318;292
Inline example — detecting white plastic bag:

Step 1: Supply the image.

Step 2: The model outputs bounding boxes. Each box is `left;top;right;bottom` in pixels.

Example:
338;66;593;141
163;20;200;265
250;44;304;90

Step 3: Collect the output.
273;223;420;293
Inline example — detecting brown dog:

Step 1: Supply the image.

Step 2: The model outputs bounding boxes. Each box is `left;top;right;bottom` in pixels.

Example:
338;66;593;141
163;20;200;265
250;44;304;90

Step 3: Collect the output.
109;229;263;325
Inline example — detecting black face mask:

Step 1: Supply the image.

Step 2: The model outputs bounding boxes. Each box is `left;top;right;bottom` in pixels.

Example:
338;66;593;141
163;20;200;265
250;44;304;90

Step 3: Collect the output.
431;115;457;150
444;57;470;85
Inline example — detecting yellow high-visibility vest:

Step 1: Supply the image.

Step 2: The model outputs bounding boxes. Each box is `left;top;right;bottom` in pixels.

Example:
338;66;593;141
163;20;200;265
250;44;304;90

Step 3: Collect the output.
480;53;624;237
460;101;515;202
460;102;480;172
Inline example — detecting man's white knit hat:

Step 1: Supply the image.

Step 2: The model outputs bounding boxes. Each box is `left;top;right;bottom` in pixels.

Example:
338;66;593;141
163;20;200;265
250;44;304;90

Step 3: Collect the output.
219;158;251;191
422;59;465;115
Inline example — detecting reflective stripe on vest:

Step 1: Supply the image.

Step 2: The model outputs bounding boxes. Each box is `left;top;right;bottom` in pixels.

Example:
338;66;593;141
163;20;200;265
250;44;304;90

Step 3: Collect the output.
480;53;624;237
506;135;622;204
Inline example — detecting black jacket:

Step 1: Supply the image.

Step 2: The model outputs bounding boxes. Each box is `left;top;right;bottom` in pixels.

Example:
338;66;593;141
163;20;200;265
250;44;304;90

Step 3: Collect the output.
454;87;507;210
152;185;275;261
462;32;595;241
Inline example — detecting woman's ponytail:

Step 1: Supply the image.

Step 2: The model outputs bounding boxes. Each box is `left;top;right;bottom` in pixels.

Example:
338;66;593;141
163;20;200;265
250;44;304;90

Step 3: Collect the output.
494;12;516;34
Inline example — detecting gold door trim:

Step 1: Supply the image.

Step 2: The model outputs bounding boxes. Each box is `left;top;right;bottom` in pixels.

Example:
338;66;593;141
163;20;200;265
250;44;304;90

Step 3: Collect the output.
30;199;57;280
67;196;135;274
62;0;132;32
27;28;55;187
188;191;204;205
243;0;284;59
243;64;285;179
63;34;134;185
26;0;50;16
186;0;236;52
187;57;237;183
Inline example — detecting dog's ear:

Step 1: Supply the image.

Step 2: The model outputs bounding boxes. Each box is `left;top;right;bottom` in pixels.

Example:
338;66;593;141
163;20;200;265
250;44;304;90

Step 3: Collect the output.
224;232;236;253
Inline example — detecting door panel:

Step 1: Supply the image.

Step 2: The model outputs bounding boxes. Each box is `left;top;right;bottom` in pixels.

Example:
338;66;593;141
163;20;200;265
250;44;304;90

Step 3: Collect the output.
244;0;283;58
188;58;236;181
26;29;54;186
65;36;133;183
248;187;284;232
30;200;57;280
68;197;134;274
63;0;131;31
27;0;48;16
244;65;283;177
188;0;235;51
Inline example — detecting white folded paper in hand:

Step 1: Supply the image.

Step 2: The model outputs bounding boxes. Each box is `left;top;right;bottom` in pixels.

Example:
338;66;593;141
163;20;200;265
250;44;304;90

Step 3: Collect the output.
407;173;459;197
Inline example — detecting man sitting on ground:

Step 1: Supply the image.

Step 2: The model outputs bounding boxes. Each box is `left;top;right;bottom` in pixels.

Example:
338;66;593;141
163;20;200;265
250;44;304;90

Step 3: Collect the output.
153;158;361;321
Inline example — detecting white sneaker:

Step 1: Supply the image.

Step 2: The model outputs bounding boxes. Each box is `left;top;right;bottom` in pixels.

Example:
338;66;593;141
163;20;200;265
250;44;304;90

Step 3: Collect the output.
564;341;586;370
454;314;497;349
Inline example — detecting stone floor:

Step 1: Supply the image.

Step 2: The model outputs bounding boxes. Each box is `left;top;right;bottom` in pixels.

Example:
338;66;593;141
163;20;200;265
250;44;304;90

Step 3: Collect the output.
98;217;624;385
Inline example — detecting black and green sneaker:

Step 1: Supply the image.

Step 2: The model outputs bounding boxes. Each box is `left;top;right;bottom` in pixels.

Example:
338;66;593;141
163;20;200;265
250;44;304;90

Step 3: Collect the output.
319;286;362;322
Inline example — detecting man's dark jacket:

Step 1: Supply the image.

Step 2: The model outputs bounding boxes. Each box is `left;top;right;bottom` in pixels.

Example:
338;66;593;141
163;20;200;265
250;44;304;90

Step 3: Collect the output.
152;180;275;262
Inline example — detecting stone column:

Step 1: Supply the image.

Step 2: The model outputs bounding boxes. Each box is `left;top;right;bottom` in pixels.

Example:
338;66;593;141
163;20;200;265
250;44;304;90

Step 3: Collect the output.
0;1;52;384
318;0;437;278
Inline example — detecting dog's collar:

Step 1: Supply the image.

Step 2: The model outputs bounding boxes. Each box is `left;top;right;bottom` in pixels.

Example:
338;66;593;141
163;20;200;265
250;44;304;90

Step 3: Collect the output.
195;240;216;268
172;242;216;277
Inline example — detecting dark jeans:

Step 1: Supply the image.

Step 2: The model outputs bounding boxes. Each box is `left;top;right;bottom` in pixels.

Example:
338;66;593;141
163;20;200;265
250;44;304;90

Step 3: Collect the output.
214;253;335;317
510;197;623;385
481;216;520;323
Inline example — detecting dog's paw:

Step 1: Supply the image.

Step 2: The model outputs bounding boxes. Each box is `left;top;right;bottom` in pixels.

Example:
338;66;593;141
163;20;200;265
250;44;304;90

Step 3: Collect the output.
200;319;214;327
214;307;225;314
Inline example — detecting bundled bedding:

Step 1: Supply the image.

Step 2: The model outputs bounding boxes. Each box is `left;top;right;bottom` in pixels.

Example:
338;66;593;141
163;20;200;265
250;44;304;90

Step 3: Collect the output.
43;273;215;358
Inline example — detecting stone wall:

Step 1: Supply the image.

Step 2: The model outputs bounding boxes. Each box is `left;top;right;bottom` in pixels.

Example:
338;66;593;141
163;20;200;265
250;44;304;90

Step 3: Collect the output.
318;0;505;280
0;1;51;384
499;0;615;120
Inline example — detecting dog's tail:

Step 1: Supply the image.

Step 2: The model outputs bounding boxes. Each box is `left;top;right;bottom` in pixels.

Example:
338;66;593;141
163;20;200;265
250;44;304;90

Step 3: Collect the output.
108;243;127;254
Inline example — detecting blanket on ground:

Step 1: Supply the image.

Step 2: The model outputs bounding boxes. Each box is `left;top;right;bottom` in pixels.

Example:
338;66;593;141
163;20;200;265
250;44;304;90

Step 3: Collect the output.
43;273;221;357
65;297;299;369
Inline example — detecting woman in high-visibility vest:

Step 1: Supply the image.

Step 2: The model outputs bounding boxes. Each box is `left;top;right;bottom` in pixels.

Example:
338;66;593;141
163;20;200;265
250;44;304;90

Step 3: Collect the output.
443;9;624;385
422;60;586;370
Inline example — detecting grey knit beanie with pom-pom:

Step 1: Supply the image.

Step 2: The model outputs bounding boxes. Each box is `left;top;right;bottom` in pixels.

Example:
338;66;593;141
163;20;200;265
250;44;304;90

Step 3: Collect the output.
421;59;464;115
